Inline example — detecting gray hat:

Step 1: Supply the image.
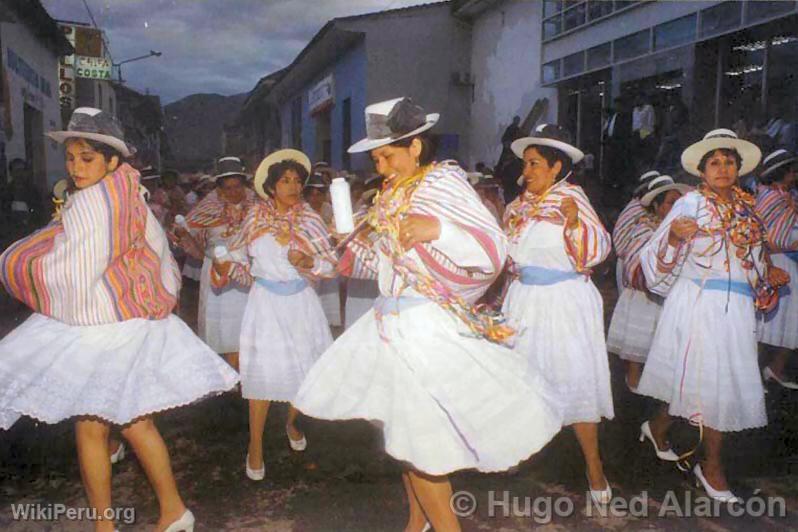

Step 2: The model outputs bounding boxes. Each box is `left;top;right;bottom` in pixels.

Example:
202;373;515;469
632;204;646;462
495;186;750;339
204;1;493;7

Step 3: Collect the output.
214;156;248;180
47;107;135;158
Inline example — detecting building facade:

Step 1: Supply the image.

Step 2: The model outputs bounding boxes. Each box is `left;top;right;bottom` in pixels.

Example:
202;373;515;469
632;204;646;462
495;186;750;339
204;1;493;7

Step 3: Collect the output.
0;0;71;190
539;0;798;175
263;2;473;173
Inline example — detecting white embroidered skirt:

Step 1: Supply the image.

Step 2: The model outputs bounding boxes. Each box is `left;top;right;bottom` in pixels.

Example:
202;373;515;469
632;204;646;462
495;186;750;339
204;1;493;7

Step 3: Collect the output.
638;279;766;432
295;301;563;475
239;283;332;402
198;258;249;354
758;253;798;349
606;287;662;363
503;278;615;425
0;313;239;429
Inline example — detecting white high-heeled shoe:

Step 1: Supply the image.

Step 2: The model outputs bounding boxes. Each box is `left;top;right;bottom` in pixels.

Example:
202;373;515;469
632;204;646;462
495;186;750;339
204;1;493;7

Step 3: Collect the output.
286;427;307;452
586;474;612;505
693;464;741;504
245;453;265;481
639;421;680;462
110;442;125;465
763;366;798;390
164;509;195;532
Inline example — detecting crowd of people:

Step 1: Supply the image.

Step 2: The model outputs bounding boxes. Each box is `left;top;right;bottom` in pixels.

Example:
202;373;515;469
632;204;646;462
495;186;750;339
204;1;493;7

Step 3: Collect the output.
0;95;796;531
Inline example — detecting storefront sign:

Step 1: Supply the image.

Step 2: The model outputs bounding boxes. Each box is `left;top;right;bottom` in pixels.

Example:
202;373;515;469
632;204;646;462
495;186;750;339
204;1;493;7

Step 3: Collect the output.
75;56;112;80
59;24;77;110
308;75;335;114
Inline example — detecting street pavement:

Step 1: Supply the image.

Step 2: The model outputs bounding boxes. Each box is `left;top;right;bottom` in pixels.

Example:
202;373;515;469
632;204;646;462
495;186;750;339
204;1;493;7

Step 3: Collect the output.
1;275;798;531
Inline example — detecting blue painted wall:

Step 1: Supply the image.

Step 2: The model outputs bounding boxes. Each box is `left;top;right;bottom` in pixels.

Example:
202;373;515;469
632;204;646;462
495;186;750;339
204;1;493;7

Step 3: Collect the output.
279;41;369;172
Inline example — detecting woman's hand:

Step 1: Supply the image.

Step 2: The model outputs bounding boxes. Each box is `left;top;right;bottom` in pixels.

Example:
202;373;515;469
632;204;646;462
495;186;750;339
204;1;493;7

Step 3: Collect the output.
398;214;441;250
768;265;790;288
668;216;699;246
288;249;314;270
558;197;579;229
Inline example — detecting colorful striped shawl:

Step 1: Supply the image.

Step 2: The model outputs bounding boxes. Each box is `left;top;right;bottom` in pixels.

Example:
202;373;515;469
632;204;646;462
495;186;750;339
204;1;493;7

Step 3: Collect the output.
613;199;646;259
504;180;610;272
756;184;798;252
184;188;256;252
622;215;658;290
0;164;179;325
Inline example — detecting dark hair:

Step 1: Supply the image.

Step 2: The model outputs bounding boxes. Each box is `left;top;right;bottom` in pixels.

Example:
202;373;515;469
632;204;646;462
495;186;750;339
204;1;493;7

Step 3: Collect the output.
9;158;27;171
523;144;573;180
389;133;437;166
264;159;310;197
697;148;742;174
216;173;247;188
65;137;125;163
761;163;797;185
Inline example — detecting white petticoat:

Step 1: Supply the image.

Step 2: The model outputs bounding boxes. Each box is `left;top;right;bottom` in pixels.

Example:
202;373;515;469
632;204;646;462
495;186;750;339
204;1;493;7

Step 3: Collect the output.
606;288;663;363
758;253;798;349
198;258;249;353
316;277;342;327
638;279;766;432
294;301;563;475
239;283;332;402
503;278;615;425
0;313;239;429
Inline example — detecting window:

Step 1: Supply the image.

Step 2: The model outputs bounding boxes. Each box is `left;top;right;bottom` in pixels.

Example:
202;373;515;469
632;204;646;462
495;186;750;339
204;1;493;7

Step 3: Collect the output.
543;0;562;18
614;29;650;61
587;42;612;70
588;0;614;21
543;60;561;83
699;1;742;38
563;51;585;77
747;0;796;22
543;15;562;39
654;14;696;51
563;3;586;31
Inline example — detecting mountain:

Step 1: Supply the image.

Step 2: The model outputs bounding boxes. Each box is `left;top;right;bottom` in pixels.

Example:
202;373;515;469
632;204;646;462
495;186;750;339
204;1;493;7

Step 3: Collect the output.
163;92;247;170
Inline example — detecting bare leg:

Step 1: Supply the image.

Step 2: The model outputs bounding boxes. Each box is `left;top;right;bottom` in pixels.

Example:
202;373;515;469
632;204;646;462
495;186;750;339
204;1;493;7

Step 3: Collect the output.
286;404;304;441
626;361;643;390
248;399;270;469
75;419;115;532
407;470;461;532
120;417;186;531
700;427;729;490
224;352;239;372
648;404;674;451
768;347;792;379
402;472;428;532
572;422;607;490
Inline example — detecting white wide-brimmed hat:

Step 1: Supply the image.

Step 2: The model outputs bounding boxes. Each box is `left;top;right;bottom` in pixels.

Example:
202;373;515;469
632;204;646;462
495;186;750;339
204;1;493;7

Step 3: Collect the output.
760;149;798;181
632;170;662;197
681;129;761;177
47;107;136;158
348;97;439;154
253;149;311;201
511;123;585;164
640;175;692;207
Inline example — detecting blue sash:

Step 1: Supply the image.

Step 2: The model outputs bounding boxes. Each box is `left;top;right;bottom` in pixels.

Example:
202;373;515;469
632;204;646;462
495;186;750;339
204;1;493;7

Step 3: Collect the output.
783;251;798;264
691;278;753;297
255;277;308;296
519;265;581;286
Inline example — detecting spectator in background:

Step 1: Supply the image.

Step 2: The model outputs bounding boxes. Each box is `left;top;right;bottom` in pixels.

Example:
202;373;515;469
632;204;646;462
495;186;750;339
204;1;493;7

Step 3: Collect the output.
7;159;43;232
633;93;657;172
604;95;635;191
655;93;689;173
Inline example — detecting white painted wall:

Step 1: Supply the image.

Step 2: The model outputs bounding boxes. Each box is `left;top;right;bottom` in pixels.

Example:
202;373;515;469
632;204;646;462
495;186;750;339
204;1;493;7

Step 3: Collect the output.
1;20;65;190
467;0;557;170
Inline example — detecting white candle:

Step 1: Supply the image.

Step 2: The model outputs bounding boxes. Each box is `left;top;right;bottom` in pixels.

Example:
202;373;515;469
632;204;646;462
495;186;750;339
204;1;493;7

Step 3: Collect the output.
330;177;355;233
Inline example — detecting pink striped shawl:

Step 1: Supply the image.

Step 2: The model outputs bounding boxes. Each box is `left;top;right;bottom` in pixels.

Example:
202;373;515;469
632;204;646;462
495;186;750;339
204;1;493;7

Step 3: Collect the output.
0;164;179;325
504;181;610;272
756;184;798;252
613;199;646;259
340;162;506;303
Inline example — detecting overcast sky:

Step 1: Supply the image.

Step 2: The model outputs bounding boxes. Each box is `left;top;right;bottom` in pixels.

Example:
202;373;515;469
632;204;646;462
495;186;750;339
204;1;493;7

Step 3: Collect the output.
41;0;446;104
